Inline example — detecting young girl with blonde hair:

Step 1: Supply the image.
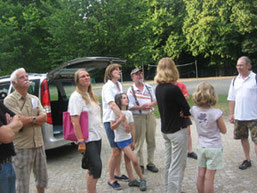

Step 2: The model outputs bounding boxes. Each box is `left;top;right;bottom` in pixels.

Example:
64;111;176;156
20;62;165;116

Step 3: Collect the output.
191;82;227;193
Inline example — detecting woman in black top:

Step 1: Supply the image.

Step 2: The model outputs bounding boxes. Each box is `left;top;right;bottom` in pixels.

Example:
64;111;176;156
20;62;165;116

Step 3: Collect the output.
154;57;190;193
0;102;23;193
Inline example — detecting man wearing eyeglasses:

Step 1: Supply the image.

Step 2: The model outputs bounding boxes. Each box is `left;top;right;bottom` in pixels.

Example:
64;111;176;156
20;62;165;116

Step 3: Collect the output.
127;68;159;174
227;56;257;170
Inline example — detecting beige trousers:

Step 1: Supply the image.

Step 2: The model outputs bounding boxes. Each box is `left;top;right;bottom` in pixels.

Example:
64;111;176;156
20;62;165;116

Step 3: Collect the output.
133;112;156;166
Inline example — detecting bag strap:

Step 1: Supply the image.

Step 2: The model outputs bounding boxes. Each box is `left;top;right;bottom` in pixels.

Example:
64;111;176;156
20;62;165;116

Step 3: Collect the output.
131;86;142;114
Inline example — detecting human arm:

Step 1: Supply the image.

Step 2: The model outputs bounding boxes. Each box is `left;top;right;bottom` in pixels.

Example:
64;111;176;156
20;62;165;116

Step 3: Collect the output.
109;101;130;131
175;87;191;117
4;95;47;127
229;101;235;124
184;94;189;101
130;100;157;111
71;115;86;154
110;113;125;130
19;114;47;127
217;116;227;134
0;115;23;143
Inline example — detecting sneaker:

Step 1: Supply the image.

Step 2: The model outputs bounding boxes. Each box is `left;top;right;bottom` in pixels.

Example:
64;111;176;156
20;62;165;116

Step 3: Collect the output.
139;179;147;191
140;165;144;174
114;174;129;182
187;152;198;160
128;179;140;187
146;164;159;173
239;160;251;170
108;181;122;190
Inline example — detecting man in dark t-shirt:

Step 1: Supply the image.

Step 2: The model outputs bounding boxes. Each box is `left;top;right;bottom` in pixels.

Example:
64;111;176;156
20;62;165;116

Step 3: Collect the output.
0;102;23;193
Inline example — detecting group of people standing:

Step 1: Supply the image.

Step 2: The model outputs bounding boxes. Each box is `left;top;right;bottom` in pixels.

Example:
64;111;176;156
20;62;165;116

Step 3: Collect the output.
0;55;256;193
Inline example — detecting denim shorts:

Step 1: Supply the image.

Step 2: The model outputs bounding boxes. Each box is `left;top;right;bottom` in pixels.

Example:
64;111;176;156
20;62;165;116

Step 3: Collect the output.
104;122;118;148
116;138;132;149
197;146;224;170
0;162;16;193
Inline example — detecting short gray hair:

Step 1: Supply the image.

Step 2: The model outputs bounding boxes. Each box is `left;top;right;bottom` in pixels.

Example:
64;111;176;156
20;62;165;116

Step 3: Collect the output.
10;68;26;84
238;56;251;65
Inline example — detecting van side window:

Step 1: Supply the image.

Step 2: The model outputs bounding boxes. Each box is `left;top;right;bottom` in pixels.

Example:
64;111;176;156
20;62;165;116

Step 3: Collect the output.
0;82;9;102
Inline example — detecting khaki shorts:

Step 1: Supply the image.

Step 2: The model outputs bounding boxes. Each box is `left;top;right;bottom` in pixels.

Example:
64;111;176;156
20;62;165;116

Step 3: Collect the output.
13;147;48;193
197;146;224;170
234;120;257;144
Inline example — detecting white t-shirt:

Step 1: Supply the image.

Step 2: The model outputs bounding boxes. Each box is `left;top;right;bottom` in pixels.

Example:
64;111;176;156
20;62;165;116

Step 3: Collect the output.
227;71;257;120
68;91;102;142
102;80;123;122
110;110;133;142
127;83;156;114
190;106;223;148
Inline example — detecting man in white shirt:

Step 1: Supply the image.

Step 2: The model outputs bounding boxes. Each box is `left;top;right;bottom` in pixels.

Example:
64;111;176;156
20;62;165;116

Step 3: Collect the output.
227;56;257;170
127;68;158;173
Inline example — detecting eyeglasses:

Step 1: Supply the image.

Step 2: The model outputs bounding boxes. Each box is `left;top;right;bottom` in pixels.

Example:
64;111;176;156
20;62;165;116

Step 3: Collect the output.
236;64;246;68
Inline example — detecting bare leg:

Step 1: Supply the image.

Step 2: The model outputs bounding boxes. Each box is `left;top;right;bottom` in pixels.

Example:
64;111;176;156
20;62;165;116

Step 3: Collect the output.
123;146;144;179
114;150;122;177
241;138;250;160
108;147;122;183
204;170;216;193
254;143;257;158
86;170;98;193
124;154;135;181
187;126;193;153
37;187;45;193
197;167;206;193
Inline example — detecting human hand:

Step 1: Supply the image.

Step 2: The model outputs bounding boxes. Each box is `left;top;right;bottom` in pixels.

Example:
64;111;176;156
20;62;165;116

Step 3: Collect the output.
78;143;86;154
5;113;12;124
180;111;184;117
141;103;152;110
229;114;234;124
125;124;131;133
120;113;126;122
130;142;135;151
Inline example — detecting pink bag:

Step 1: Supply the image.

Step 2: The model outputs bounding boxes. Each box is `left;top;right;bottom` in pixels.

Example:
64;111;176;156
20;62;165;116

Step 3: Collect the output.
63;111;89;141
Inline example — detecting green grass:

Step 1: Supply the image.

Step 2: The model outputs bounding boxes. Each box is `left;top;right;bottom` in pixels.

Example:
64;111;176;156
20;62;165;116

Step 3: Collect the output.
154;95;229;118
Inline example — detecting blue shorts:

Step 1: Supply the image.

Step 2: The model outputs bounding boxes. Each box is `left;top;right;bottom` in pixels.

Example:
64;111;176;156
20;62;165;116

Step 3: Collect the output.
116;138;133;149
104;122;118;148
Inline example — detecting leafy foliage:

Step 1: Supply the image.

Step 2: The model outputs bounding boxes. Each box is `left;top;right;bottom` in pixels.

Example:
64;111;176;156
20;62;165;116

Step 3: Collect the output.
0;0;256;77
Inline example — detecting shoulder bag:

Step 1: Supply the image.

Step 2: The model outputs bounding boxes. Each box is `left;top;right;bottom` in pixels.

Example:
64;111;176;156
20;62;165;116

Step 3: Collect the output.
63;111;89;141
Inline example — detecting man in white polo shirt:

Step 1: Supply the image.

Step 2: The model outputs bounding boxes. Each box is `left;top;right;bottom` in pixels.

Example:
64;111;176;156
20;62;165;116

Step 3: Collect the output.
127;68;158;173
228;56;257;170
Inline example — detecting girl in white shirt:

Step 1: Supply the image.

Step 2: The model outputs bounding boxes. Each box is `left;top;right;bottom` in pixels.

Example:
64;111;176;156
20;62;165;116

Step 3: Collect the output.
110;93;147;191
190;82;227;193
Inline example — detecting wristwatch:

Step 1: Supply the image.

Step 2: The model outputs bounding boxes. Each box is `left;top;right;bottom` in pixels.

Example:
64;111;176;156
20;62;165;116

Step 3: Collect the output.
32;116;36;124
